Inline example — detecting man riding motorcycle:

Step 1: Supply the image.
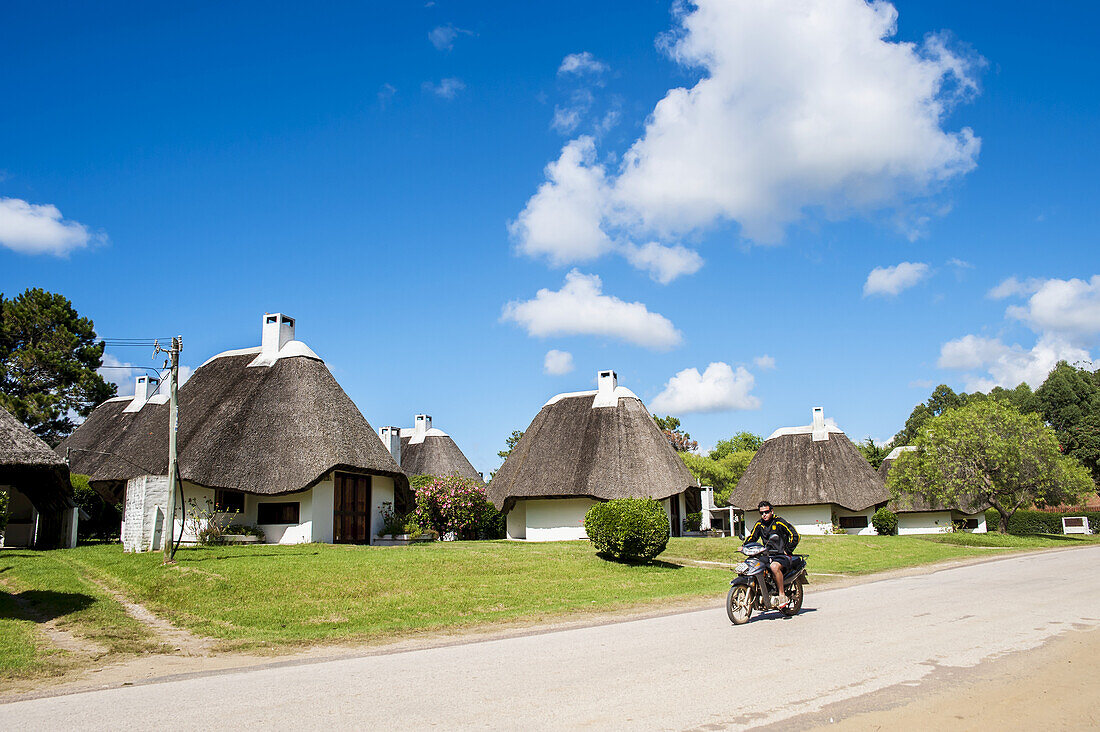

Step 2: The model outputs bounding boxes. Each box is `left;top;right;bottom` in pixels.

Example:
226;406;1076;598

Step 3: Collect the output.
744;500;799;607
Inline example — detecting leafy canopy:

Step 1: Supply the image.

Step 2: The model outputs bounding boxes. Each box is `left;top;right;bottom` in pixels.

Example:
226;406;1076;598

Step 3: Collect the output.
887;399;1094;533
653;414;698;453
857;437;890;470
0;288;115;445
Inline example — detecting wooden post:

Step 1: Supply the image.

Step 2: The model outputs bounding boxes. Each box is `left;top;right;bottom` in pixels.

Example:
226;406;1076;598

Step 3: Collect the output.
163;336;181;563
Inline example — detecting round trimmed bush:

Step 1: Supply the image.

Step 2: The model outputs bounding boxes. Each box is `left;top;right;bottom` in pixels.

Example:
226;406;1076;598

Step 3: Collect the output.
584;498;670;561
871;507;899;536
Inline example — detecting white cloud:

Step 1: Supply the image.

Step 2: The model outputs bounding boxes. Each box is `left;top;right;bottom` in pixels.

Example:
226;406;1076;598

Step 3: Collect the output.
621;241;704;284
947;257;972;269
753;354;776;370
0;197;101;256
558;52;608;76
650;362;761;414
509;137;613;265
863;262;931;296
1004;275;1100;342
513;0;981;274
501;270;682;350
543;349;574;375
422;78;466;99
938;334;1090;392
429;25;473;52
551;90;595;135
987;276;1041;300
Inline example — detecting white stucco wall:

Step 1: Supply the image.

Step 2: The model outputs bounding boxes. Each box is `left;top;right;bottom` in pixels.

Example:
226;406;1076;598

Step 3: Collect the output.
522;498;597;542
370;475;395;544
959;511;987;533
122;475;170;552
834;506;878;536
245;490;313;545
311;477;334;543
742;504;833;537
898;511;953;535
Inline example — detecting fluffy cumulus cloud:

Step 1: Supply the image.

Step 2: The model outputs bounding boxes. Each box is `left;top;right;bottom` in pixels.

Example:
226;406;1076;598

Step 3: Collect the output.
429;25;473;52
543;349;574;375
621;241;704;284
0;197;100;255
501;269;682;350
650;362;761;414
863;262;930;296
511;0;981;280
422;78;465;99
940;275;1100;390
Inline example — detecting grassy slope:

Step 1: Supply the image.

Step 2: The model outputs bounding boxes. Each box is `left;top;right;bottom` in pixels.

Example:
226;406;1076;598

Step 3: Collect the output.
666;533;1100;575
0;550;160;679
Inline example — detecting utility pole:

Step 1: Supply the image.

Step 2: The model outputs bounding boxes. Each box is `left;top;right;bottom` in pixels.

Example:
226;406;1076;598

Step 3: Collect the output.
156;336;182;563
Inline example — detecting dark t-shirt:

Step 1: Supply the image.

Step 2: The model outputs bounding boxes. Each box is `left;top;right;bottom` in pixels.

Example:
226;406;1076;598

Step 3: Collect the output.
745;515;800;553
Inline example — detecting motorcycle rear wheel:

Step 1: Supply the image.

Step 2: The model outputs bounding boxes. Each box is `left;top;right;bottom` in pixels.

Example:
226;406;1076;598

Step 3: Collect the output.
779;580;804;616
727;585;753;625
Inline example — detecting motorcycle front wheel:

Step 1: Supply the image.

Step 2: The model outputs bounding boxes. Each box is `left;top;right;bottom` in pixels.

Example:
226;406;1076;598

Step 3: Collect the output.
726;584;753;625
779;580;804;616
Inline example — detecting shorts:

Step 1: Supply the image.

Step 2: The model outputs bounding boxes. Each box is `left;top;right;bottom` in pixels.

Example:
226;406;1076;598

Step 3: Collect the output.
769;554;793;571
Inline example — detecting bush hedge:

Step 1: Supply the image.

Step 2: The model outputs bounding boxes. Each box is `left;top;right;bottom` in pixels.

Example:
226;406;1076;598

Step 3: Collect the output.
584;498;670;561
871;507;898;536
985;508;1100;535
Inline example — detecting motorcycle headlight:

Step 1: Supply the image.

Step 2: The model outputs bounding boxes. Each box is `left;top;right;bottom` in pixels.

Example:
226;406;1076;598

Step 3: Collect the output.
734;562;749;574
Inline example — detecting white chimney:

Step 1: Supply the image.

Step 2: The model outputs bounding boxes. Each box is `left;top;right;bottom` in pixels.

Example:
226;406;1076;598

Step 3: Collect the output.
413;414;432;442
379;426;402;464
592;370;619;407
811;407;829;442
261;313;295;356
124;374;159;412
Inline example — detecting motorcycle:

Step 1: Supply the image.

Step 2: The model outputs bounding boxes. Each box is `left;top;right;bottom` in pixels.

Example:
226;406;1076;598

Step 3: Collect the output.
726;534;808;625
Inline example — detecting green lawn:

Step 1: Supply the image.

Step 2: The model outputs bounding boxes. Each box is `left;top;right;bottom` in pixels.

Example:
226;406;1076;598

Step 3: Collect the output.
665;532;1100;576
0;550;161;680
3;531;1098;680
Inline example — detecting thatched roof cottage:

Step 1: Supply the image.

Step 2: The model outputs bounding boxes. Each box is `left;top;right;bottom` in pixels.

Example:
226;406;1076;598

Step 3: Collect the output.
488;370;700;541
1;405;77;548
730;407;891;535
378;415;483;486
879;446;987;534
61;313;408;550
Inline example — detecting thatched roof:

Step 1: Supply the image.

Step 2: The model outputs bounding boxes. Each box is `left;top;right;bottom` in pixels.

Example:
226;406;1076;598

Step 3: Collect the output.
60;351;408;499
879;446;984;514
487;377;698;511
400;432;483;484
729;410;890;512
0;404;73;514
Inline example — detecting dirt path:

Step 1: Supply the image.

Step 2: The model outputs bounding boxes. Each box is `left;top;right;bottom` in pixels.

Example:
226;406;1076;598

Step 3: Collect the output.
0;578;108;658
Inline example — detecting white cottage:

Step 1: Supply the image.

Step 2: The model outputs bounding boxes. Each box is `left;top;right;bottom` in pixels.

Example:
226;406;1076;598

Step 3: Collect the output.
879;446;987;534
730;408;892;536
61;313;409;550
378;414;483;484
487;370;700;541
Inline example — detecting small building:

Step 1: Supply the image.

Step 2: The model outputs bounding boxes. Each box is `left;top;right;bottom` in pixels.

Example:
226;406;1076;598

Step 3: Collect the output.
879;446;987;534
61;313;409;550
378;415;483;486
0;405;78;549
488;370;700;541
730;407;891;536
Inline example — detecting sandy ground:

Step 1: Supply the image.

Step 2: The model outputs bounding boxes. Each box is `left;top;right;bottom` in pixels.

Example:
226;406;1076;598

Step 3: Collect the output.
787;626;1100;731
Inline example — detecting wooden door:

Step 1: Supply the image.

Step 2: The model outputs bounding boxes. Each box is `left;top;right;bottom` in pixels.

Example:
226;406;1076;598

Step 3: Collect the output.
334;473;372;544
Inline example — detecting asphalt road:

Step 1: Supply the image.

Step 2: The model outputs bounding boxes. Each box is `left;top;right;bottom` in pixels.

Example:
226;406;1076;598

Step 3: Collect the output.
6;546;1100;731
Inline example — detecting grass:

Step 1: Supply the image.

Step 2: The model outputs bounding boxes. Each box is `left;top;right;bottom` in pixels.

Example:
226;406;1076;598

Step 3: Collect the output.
3;531;1097;679
0;550;161;680
665;532;1100;576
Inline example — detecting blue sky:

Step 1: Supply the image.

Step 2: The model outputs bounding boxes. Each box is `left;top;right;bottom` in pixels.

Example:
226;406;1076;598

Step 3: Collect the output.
2;1;1099;476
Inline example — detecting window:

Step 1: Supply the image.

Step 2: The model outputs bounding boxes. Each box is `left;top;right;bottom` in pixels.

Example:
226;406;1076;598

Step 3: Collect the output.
838;516;868;529
961;518;980;530
215;489;245;514
257;502;300;524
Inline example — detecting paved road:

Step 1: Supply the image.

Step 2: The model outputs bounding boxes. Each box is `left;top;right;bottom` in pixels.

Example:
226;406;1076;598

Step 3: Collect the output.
6;546;1100;731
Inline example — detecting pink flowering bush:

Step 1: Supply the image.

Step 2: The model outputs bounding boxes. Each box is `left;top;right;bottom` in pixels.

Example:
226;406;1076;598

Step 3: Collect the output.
413;476;503;540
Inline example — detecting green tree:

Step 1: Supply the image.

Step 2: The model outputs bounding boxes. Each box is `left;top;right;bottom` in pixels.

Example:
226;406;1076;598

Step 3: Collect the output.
857;437;890;470
0;289;115;445
680;448;755;507
887;400;1094;533
893;384;963;446
1035;361;1100;488
71;473;122;542
497;430;524;460
652;414;698;452
709;431;763;459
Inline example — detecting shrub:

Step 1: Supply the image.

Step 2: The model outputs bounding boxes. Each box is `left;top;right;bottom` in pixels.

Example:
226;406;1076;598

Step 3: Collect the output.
413;476;502;540
584;498;670;561
871;508;899;536
685;511;702;532
71;473;121;542
985;508;1100;535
